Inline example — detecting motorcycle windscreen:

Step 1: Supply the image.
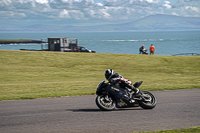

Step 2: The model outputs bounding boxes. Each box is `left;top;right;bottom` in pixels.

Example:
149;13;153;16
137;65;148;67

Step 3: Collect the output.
133;81;143;88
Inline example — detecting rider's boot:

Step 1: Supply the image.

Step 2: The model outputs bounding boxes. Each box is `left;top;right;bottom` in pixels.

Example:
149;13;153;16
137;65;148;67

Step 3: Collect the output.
122;87;135;103
124;87;138;103
130;85;141;98
125;85;141;102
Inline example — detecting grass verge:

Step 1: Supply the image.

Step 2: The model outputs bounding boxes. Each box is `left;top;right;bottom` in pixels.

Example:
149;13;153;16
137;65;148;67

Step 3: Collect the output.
0;50;200;100
134;126;200;133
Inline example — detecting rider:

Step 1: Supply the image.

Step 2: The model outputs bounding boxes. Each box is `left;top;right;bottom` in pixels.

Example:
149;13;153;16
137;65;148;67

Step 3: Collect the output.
105;69;140;100
139;45;145;54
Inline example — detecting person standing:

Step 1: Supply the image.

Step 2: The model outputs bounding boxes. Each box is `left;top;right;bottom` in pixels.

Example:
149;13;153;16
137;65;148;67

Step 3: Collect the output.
149;44;155;55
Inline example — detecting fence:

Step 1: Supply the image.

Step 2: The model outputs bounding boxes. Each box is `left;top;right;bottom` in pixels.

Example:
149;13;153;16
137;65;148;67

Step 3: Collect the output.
173;53;200;56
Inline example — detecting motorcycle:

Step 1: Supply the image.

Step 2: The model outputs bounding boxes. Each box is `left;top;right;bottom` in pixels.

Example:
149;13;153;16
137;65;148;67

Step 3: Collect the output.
142;49;148;55
95;80;156;111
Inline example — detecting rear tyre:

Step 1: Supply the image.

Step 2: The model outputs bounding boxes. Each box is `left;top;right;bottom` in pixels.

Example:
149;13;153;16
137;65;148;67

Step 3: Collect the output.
138;91;157;109
95;95;116;111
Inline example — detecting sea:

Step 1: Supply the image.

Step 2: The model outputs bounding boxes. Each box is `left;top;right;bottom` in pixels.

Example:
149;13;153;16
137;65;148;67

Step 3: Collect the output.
0;31;200;55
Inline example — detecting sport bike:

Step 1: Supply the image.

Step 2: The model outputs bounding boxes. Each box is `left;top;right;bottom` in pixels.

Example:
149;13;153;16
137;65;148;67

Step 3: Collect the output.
95;80;156;111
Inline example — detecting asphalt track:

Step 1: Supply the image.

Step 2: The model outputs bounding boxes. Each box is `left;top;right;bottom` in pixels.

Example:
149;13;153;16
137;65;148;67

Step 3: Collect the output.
0;89;200;133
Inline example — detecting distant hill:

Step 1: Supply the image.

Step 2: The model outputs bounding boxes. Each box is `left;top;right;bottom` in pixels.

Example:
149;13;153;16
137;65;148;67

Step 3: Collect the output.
1;14;200;32
122;14;200;31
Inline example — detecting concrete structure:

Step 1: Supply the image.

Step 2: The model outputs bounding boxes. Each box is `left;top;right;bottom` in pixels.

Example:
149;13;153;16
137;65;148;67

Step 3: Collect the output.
48;38;78;52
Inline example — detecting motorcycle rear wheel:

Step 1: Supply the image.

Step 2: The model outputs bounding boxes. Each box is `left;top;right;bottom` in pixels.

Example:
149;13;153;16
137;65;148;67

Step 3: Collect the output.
96;95;116;111
138;91;157;109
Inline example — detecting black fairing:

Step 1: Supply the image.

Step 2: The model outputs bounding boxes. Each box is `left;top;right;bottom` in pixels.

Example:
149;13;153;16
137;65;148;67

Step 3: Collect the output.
96;81;139;108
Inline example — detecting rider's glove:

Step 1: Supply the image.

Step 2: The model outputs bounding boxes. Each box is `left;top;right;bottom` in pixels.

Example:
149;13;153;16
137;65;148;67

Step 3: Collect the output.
110;77;120;83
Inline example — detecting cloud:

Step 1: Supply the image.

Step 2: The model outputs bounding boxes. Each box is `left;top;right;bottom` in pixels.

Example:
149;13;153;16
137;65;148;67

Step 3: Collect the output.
59;9;86;19
0;0;200;25
163;1;172;9
0;11;26;18
36;0;49;4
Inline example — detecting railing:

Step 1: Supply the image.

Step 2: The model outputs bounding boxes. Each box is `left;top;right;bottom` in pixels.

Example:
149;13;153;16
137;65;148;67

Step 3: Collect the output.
173;53;200;56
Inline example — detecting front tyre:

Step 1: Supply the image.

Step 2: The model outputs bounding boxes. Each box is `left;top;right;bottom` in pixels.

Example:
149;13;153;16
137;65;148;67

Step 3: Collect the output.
95;95;116;111
138;91;157;109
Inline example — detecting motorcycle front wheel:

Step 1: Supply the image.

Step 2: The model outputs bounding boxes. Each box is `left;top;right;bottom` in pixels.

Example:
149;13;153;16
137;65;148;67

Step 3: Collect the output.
138;91;157;109
95;94;116;111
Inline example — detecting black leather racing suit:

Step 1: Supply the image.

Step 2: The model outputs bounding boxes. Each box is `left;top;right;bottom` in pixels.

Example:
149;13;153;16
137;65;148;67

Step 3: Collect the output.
108;73;137;93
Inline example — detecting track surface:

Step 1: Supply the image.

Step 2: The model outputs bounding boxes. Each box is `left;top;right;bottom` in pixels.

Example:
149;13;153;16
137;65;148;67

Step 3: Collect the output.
0;89;200;133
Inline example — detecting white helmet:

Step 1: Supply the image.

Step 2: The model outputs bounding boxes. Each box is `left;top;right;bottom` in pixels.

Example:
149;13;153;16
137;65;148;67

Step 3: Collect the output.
105;69;114;80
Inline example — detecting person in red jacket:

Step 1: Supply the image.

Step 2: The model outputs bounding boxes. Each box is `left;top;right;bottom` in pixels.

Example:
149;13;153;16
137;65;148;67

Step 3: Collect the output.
149;44;155;55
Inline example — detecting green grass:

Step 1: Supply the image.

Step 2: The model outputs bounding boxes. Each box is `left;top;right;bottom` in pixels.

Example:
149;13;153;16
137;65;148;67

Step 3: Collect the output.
0;50;200;100
134;126;200;133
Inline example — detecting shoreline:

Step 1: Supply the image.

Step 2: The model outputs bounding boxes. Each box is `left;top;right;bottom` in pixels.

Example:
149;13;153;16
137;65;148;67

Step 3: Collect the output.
0;39;46;44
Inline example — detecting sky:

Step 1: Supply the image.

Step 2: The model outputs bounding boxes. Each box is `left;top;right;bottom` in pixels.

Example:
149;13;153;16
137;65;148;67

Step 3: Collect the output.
0;0;200;26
